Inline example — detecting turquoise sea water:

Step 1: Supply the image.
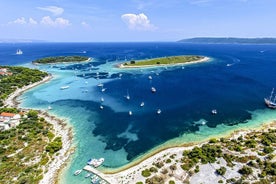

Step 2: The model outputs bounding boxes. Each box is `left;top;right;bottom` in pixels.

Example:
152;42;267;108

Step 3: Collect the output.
1;42;276;183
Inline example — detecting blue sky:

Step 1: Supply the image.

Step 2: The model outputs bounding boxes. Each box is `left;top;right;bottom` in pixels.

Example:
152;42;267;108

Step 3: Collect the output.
0;0;275;42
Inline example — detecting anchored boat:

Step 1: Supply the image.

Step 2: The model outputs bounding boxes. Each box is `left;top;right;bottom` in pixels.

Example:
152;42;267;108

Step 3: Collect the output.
264;88;276;109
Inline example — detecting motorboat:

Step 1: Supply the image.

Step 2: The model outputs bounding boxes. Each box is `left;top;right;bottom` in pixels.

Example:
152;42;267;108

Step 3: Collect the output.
74;169;82;176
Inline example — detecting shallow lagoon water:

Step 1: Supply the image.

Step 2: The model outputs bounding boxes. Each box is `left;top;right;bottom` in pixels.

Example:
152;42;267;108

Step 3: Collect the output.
1;42;276;183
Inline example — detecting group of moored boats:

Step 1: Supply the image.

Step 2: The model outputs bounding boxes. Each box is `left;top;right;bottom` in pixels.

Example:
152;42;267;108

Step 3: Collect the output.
97;75;162;116
74;157;107;183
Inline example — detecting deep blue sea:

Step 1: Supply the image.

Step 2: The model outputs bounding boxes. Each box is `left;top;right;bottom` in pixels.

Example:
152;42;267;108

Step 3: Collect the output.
1;42;276;183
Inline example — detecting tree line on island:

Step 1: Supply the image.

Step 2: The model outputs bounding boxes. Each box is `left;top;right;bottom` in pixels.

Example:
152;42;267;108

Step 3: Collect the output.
0;66;48;107
32;56;89;64
123;55;203;67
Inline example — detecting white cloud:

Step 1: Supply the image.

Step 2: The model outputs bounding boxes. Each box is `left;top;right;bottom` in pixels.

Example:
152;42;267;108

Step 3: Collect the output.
41;16;70;27
121;13;156;31
11;17;27;24
29;18;38;25
37;6;64;16
9;17;38;25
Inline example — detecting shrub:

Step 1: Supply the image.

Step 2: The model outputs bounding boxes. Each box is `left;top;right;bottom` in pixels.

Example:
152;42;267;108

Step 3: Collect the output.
216;166;226;176
238;166;253;175
141;169;151;177
169;180;175;184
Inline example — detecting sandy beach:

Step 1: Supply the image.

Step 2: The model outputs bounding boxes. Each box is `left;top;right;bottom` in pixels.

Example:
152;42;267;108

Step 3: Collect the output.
118;56;210;69
3;74;74;184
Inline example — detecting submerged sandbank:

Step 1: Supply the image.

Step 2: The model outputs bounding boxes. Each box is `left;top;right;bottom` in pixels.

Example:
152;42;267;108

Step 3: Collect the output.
100;110;276;174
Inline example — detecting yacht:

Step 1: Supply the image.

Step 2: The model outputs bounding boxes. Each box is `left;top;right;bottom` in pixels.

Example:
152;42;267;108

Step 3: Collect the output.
129;111;132;116
211;109;217;115
60;86;69;90
151;87;156;93
48;106;52;110
140;102;145;107
16;49;23;55
87;158;105;168
100;97;104;102
74;169;82;176
148;75;152;80
101;88;107;92
100;105;104;110
157;109;161;114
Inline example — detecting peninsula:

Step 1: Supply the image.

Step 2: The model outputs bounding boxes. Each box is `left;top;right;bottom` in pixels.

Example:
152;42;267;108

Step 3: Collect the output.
32;56;90;64
178;37;276;44
118;55;209;68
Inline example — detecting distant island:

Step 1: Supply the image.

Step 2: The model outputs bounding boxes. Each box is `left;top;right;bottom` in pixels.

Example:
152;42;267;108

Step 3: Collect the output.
32;56;90;64
118;55;209;68
178;37;276;44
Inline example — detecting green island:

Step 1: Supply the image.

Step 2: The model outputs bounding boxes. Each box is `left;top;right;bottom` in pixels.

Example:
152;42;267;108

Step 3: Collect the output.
32;56;90;64
0;66;48;106
119;55;207;68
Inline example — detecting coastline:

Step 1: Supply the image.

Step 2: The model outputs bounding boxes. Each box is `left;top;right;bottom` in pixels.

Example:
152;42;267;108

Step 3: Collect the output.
3;74;74;184
117;56;210;69
101;120;276;183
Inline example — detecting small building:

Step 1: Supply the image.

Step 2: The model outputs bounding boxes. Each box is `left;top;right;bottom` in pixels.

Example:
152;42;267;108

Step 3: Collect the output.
0;112;21;131
0;68;13;76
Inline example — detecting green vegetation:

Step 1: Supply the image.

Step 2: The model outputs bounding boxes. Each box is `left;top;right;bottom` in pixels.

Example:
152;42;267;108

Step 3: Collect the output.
0;66;47;107
33;56;89;64
139;127;275;183
0;109;57;184
238;166;253;175
216;166;227;176
141;169;151;177
122;55;204;67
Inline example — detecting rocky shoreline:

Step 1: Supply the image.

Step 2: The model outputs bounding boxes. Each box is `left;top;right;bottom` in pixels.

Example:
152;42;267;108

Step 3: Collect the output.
3;74;74;184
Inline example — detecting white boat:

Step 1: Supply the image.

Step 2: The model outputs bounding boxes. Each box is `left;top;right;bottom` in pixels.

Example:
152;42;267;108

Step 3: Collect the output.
125;90;130;100
100;97;104;102
101;88;107;92
129;111;132;116
60;86;69;90
157;109;161;114
264;88;276;109
100;105;104;110
211;109;217;114
85;173;91;178
48;106;52;110
97;83;104;87
148;75;152;80
16;49;23;55
87;158;105;168
151;87;156;93
74;169;82;176
140;102;144;107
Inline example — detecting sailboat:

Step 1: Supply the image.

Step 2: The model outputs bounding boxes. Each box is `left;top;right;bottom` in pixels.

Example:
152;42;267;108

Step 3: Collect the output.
125;90;130;100
16;49;23;55
264;88;276;109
